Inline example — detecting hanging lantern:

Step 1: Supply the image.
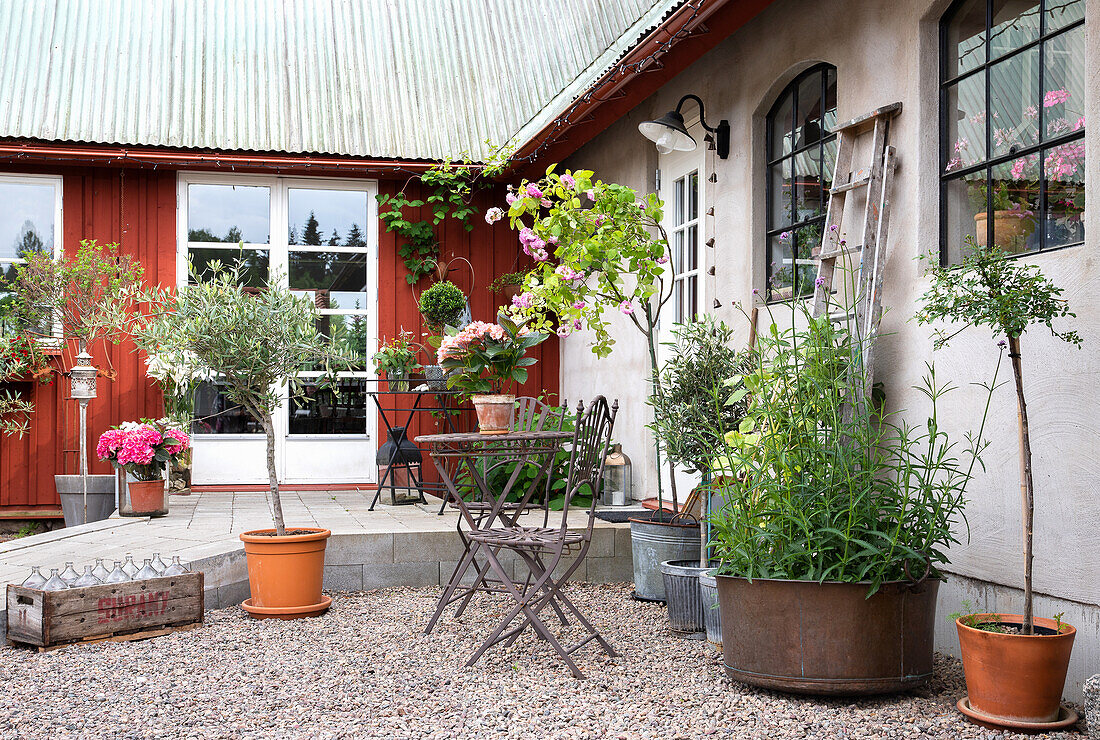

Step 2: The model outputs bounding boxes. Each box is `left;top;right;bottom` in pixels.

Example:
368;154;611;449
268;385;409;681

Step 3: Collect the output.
69;351;98;401
600;443;632;506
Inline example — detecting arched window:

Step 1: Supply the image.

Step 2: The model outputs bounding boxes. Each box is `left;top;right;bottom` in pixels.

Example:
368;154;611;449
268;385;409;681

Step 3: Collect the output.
940;0;1085;264
765;64;838;301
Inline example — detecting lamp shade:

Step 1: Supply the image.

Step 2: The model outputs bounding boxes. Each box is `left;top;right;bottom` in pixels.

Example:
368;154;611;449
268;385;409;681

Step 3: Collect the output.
638;110;697;154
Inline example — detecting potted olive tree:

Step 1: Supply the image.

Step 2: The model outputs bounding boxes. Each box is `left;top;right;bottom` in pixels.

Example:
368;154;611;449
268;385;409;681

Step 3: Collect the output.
14;239;143;526
693;296;997;695
504;168;692;601
139;260;349;619
918;239;1081;728
648;317;749;637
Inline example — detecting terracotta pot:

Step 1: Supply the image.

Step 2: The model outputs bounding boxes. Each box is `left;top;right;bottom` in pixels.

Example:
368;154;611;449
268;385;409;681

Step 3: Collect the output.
239;528;331;619
956;613;1075;725
716;575;939;695
974;210;1036;254
471;394;515;434
502;284;522;307
127;479;165;515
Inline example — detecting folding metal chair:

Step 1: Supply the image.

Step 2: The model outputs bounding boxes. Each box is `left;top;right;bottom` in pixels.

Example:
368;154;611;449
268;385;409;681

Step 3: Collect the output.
423;397;568;633
463;397;619;678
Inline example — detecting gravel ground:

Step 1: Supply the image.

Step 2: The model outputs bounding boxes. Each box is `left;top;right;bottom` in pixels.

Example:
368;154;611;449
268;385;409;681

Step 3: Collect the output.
0;583;1085;739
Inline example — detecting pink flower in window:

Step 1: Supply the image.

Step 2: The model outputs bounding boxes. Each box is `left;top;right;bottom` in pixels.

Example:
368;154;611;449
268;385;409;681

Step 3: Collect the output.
1043;89;1070;108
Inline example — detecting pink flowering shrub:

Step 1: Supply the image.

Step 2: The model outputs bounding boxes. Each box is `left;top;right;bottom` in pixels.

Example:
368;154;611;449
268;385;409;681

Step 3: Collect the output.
97;419;191;481
436;317;547;397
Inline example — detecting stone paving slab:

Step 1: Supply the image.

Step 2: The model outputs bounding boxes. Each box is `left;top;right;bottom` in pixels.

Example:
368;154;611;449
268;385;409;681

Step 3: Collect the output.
0;490;635;635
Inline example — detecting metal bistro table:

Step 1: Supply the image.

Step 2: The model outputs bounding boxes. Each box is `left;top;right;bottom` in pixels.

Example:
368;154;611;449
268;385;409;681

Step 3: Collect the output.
415;429;573;636
365;383;465;511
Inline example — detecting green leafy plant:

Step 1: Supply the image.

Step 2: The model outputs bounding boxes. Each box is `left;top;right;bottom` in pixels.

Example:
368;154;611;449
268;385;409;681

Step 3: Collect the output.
698;298;998;596
436;316;547;397
0;334;54;436
377;155;506;284
136;260;350;536
917;237;1081;635
505;167;683;510
418;281;467;331
488;269;534;294
649;317;751;474
372;332;421;378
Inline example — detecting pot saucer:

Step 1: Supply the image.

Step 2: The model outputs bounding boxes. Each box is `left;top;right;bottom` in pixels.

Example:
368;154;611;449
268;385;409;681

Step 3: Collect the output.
957;696;1079;733
241;595;332;620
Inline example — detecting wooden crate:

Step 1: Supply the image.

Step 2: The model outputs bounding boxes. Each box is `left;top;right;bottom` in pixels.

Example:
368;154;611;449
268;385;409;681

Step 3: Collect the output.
7;572;204;650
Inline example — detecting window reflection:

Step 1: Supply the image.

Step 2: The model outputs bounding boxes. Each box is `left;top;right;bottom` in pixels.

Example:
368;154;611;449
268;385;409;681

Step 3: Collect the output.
192;382;262;434
289;377;368;435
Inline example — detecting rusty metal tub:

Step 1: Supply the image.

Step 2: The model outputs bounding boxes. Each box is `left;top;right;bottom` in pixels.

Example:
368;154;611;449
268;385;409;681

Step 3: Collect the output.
716;575;940;696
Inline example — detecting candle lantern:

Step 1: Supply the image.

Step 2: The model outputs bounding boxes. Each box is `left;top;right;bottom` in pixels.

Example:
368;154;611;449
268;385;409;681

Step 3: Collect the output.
69;351;98;400
600;443;632;506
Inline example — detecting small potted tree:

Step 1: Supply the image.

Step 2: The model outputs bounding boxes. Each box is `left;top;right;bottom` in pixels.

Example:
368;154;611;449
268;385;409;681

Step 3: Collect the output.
504;169;695;601
13;239;143;526
918;239;1081;728
139;261;349;619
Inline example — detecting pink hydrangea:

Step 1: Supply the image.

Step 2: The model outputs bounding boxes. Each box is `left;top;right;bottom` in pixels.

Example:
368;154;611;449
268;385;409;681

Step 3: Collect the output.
436;321;508;364
163;428;190;456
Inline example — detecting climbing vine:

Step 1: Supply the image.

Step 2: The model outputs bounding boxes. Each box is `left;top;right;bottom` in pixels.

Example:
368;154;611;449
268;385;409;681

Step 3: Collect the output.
377;152;507;285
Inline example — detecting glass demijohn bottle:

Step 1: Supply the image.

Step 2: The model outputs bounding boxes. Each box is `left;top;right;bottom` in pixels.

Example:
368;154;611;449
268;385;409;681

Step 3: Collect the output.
42;568;68;591
59;561;80;586
105;561;129;583
21;567;47;589
73;565;101;588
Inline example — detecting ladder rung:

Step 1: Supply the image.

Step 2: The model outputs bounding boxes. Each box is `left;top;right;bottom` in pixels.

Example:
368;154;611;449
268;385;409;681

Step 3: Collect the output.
832;102;903;133
831;176;871;195
827;310;856;323
816;244;863;260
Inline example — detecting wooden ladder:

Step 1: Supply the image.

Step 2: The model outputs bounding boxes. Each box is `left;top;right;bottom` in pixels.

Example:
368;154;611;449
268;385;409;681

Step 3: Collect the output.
810;102;901;407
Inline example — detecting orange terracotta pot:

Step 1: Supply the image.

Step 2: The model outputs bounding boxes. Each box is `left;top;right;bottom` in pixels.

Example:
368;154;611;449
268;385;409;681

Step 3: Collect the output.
471;394;515;434
974;210;1036;254
239;528;331;619
956;613;1075;725
128;479;165;514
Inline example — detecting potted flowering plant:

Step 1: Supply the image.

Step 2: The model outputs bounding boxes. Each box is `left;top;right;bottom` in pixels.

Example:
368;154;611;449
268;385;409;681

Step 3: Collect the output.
96;420;191;516
0;333;54;437
372;331;421;391
437;316;547;433
918;238;1081;729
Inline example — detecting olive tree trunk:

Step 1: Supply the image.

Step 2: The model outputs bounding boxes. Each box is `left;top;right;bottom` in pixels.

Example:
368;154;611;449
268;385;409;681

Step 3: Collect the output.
1007;334;1034;635
261;411;287;537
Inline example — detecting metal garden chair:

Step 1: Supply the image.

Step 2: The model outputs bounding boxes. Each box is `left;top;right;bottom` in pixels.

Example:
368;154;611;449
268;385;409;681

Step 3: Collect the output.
424;397;568;632
462;396;619;678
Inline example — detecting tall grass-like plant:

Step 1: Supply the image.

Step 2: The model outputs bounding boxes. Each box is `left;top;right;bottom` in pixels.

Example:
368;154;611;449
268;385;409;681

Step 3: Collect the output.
137;261;350;535
700;299;999;595
917;238;1080;633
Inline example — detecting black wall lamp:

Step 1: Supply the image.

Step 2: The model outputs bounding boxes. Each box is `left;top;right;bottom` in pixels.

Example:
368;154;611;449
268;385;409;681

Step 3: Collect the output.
638;94;730;159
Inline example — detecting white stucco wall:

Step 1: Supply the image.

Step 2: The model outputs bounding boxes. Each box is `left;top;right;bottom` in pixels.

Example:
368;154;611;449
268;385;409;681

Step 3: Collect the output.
561;0;1100;701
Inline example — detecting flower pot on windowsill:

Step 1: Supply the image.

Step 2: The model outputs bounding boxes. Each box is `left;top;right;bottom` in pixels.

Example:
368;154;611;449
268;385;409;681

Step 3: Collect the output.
240;528;332;620
471;394;515;434
955;614;1077;730
974;210;1036;254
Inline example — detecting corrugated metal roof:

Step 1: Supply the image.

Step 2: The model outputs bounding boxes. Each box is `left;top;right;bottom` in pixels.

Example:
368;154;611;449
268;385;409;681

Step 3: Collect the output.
0;0;680;162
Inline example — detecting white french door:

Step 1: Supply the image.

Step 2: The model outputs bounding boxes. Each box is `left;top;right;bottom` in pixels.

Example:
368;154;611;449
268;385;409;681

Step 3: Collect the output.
177;174;378;485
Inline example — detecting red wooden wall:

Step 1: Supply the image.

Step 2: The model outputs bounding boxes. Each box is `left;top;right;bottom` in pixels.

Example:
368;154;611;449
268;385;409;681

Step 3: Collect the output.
0;165;174;515
0;166;559;514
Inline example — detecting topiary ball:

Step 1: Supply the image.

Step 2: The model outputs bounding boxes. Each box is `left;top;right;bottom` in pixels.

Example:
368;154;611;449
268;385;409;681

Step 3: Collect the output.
419;280;467;329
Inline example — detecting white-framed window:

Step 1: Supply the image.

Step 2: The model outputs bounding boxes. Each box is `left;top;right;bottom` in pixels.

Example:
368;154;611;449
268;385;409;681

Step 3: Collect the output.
0;173;63;335
177;173;377;439
669;170;701;325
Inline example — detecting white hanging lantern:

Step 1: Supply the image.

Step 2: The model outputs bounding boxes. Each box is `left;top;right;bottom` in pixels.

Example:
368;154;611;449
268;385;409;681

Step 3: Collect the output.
69;351;97;401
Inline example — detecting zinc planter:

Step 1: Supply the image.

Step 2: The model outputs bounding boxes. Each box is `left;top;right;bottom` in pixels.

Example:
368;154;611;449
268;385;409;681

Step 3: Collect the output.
240;528;331;620
660;560;707;637
55;474;116;527
471;394;515;434
956;614;1077;730
628;515;700;602
716;575;939;695
699;570;722;646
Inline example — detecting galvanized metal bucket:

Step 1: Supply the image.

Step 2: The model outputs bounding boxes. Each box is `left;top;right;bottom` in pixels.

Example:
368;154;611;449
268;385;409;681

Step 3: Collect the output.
699;569;722;646
660;559;706;636
55;475;117;527
629;516;700;601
